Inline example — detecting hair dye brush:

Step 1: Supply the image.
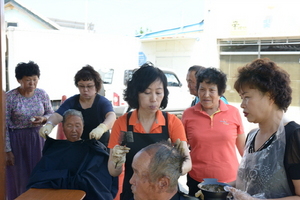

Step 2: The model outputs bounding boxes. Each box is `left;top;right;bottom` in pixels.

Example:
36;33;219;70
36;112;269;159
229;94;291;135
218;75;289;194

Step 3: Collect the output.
115;131;134;168
119;131;134;146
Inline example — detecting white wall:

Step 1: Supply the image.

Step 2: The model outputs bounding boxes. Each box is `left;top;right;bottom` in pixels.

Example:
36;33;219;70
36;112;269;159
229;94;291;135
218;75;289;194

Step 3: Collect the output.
5;5;54;29
140;38;209;87
6;28;141;100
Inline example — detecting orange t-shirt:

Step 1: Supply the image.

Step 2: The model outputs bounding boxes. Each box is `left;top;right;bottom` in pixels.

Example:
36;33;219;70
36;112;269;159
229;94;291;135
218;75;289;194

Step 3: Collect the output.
108;110;187;149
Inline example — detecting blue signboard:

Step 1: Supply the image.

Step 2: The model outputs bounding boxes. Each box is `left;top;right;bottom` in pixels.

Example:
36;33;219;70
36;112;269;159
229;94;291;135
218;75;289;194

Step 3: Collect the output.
138;52;147;66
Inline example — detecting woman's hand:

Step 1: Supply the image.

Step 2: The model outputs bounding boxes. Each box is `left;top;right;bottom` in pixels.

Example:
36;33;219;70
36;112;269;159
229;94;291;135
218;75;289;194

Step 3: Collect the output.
31;116;47;125
168;138;192;174
111;145;130;168
6;151;15;166
89;123;108;140
39;123;54;139
225;186;258;200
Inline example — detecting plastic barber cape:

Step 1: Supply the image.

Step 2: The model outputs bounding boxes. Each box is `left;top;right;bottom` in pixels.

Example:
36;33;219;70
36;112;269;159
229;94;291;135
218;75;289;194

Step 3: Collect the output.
27;137;118;200
236;117;292;198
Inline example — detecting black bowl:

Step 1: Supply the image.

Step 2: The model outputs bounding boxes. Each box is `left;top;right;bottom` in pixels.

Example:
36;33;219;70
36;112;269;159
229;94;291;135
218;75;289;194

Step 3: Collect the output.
198;178;230;200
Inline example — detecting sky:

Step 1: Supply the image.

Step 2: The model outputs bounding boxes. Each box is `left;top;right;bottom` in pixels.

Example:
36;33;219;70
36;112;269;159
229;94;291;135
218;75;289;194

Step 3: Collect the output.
18;0;206;36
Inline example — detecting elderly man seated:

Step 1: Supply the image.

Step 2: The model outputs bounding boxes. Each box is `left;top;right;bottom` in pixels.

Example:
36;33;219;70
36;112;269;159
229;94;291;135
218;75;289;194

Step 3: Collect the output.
130;141;198;200
27;109;118;200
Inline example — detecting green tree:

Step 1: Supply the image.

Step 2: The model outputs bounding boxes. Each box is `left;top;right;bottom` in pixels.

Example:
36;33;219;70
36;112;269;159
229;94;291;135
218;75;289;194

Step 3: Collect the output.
136;27;152;35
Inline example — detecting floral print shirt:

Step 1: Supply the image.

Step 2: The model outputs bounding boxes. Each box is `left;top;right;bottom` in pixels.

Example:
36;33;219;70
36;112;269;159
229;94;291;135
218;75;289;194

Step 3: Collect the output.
6;88;54;152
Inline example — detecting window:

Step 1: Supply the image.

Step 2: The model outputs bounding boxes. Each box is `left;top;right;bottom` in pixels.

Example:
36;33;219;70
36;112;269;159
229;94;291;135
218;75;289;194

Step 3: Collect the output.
7;22;18;27
102;69;114;84
124;69;135;85
165;73;181;87
219;38;300;106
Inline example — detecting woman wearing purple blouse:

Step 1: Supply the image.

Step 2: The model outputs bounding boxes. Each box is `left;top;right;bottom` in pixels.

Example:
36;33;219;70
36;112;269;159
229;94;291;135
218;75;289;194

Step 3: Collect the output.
5;61;54;200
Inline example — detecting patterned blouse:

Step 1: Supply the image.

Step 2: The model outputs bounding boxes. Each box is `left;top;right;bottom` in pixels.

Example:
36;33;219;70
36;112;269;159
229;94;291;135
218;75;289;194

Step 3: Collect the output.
5;88;54;152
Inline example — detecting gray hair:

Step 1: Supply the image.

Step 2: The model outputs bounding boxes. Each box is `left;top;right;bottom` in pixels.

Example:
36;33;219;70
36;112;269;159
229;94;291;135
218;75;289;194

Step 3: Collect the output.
188;65;205;74
62;109;84;125
141;141;187;192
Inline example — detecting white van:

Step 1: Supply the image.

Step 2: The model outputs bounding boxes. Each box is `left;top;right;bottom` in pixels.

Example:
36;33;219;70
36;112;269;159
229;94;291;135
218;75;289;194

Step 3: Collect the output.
99;68;193;117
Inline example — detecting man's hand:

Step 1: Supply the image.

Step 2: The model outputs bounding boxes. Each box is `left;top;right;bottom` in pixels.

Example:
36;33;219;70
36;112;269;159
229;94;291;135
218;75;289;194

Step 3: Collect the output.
39;123;54;139
112;145;130;168
89;123;108;140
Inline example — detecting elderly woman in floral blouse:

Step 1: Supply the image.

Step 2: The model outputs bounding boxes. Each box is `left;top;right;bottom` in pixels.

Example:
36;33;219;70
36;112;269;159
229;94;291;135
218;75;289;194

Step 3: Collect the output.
5;61;54;200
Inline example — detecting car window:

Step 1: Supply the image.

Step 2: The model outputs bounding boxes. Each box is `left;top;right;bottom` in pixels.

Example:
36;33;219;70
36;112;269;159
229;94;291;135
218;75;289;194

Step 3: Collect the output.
165;72;181;87
124;69;135;85
122;69;182;87
102;69;114;84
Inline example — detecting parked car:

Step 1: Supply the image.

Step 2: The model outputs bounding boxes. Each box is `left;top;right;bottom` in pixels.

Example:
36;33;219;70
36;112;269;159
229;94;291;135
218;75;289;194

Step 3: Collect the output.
99;68;193;117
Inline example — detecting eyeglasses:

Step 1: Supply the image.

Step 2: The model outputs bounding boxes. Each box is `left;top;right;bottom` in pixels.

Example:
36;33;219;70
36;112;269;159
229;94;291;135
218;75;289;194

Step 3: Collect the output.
78;85;95;90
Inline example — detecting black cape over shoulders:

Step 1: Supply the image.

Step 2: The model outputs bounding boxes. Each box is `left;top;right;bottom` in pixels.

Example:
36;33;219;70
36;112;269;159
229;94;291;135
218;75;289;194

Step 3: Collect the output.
27;137;118;200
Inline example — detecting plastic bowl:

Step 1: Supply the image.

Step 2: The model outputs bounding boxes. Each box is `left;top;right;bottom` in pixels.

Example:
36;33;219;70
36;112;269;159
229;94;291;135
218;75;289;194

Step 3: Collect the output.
198;178;230;200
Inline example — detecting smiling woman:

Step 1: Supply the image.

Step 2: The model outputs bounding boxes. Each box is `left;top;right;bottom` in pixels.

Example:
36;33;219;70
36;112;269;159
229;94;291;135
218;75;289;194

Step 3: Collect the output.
181;67;245;197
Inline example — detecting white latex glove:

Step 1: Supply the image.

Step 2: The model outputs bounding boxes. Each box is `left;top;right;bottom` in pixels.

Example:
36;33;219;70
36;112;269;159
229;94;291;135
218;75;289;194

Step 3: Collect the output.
39;123;54;139
224;186;258;200
112;145;130;168
89;123;108;140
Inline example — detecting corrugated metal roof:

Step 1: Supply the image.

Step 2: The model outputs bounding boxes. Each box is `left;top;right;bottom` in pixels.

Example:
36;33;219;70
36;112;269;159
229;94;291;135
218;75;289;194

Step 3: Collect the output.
136;20;204;39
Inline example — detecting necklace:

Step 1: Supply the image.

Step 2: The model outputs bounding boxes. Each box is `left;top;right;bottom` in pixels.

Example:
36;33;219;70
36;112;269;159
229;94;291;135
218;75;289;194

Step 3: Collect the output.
249;130;277;153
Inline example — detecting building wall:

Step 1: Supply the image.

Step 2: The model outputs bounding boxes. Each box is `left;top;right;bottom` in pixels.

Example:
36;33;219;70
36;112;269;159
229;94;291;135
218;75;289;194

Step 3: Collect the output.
5;4;54;29
140;38;206;86
205;0;300;107
190;0;300;107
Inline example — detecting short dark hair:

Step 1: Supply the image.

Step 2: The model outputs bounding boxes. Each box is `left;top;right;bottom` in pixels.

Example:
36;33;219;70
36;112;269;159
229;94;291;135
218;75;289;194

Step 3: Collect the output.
141;141;187;192
124;62;169;109
74;65;102;93
196;67;227;96
188;65;205;74
234;58;292;112
62;109;84;125
15;61;40;80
